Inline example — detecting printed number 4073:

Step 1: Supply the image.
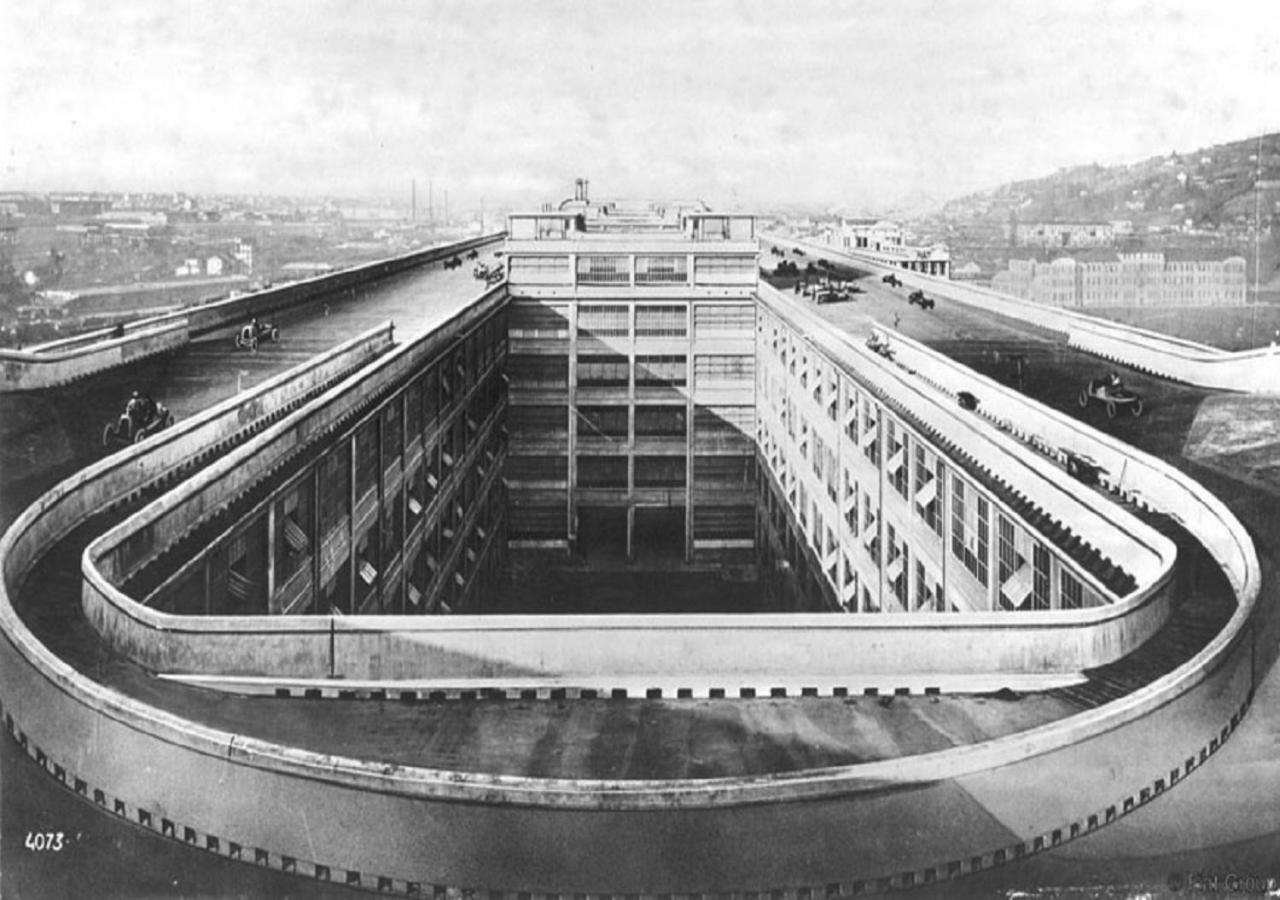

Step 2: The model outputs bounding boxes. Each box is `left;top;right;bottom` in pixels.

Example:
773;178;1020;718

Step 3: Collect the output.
25;831;65;852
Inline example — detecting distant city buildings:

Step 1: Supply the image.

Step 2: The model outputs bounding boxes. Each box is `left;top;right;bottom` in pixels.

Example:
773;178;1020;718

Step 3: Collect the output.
991;250;1247;307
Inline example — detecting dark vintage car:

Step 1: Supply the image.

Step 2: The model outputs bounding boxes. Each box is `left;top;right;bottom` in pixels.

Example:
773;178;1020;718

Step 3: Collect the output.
907;289;935;309
882;273;903;288
234;319;280;350
443;255;463;270
103;394;175;447
1078;373;1143;418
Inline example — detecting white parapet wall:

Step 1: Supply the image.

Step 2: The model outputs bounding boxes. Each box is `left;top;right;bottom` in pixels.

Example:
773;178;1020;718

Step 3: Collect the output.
774;232;1280;393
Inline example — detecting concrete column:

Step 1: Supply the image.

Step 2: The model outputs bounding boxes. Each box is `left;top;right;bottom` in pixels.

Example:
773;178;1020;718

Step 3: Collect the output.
684;300;694;562
266;502;277;611
311;466;322;616
348;433;357;614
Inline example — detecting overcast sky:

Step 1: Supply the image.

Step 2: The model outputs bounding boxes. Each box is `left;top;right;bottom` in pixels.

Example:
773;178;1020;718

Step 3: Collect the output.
2;0;1277;213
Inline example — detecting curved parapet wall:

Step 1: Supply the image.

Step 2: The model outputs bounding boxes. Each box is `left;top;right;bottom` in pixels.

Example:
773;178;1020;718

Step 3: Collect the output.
0;318;190;391
0;233;503;393
0;297;1263;892
776;233;1280;393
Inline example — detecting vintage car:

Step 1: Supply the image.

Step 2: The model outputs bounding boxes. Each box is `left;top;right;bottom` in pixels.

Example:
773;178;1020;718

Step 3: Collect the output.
907;289;935;309
103;394;176;447
234;319;280;350
882;273;903;288
1078;373;1144;418
443;255;463;270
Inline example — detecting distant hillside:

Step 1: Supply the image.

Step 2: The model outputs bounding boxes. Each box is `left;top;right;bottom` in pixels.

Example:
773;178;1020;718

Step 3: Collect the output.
939;132;1280;233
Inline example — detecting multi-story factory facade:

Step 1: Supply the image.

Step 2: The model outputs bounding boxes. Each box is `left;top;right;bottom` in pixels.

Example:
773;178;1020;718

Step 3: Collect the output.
503;199;759;570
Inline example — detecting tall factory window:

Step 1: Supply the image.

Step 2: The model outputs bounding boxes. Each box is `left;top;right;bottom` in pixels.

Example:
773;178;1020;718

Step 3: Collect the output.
1060;569;1083;610
576;255;630;285
693;505;754;539
694;354;754;385
578;354;629;388
578;304;630;338
636;304;688;337
354;421;378;502
693;455;755;487
275;478;313;583
507;354;569;389
506;455;568;483
635;456;687;488
694;303;754;337
577;456;629;489
508;505;566;540
508;301;571;338
577;405;629;439
951;477;989;586
693;255;756;281
424;366;440;427
508;256;571;282
635;405;687;438
509;404;569;438
635;255;688;285
694;405;753;438
1032;542;1052;610
636;355;687;388
382;401;403;476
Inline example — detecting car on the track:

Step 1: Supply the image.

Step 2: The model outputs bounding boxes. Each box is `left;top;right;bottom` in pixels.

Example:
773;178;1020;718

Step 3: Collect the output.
103;394;175;447
1078;373;1144;418
882;273;903;288
234;319;280;351
907;289;935;310
443;256;463;270
466;249;479;260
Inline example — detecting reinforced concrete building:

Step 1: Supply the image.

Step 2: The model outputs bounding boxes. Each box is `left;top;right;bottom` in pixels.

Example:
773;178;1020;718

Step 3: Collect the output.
0;188;1261;896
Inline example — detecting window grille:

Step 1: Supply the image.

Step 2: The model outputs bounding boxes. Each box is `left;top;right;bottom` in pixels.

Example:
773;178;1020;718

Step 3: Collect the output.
576;255;629;284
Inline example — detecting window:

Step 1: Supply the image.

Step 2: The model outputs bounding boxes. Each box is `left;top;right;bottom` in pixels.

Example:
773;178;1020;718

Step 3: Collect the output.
508;256;571;282
635;355;687;388
635;255;688;285
694;505;754;539
636;304;688;337
578;304;629;338
577;456;628;488
951;477;989;586
694;303;754;337
507;354;569;389
635;406;687;438
576;255;629;284
508;404;568;437
508;302;571;338
578;354;629;388
506;455;567;482
1061;569;1083;610
693;255;756;282
694;405;753;437
634;456;687;488
508;505;566;540
694;455;756;487
1032;543;1051;610
576;405;629;439
694;354;754;384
